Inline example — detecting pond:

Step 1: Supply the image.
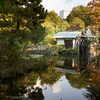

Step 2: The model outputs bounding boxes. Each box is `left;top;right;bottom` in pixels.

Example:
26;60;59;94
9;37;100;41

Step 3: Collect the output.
0;56;100;100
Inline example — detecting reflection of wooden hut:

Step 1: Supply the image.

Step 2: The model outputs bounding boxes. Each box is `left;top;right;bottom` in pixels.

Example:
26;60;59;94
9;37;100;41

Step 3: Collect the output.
53;31;81;49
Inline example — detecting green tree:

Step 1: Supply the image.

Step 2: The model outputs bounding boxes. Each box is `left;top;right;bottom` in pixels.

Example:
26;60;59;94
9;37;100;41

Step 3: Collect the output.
70;17;85;30
67;6;92;27
0;0;47;40
42;11;70;44
0;0;47;51
0;0;47;74
32;25;46;44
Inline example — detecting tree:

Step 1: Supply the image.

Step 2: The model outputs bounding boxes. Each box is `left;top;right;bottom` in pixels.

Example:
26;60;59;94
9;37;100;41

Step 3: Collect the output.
32;25;46;44
0;0;47;39
69;17;85;30
0;0;47;71
67;6;92;27
0;0;47;50
42;11;70;44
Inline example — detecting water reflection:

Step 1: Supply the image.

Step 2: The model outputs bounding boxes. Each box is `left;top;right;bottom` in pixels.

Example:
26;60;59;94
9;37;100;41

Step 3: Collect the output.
24;85;44;100
0;55;100;100
84;84;100;100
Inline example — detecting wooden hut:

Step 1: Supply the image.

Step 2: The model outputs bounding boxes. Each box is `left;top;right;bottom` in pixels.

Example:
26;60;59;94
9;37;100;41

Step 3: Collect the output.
53;29;96;49
53;31;81;49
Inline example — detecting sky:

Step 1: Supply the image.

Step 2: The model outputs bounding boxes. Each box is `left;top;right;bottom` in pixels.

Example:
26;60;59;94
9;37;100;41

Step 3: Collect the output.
42;0;92;16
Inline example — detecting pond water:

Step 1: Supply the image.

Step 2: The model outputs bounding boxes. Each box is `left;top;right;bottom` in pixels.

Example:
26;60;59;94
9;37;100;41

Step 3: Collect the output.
0;56;100;100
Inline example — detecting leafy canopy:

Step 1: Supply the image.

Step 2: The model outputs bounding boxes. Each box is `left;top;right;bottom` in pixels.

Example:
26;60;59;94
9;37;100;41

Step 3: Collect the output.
42;11;70;44
67;6;92;26
0;0;47;63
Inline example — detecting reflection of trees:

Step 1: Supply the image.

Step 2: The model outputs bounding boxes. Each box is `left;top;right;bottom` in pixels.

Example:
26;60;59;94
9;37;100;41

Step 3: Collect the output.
65;68;100;89
0;56;48;79
40;67;62;85
18;66;62;86
84;84;100;100
0;80;25;99
0;83;44;100
0;63;62;99
17;72;39;85
63;54;100;89
65;70;90;89
24;86;44;100
88;57;100;70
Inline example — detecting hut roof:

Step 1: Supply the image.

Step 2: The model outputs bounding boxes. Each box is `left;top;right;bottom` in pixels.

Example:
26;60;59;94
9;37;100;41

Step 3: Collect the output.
53;31;81;39
53;29;96;39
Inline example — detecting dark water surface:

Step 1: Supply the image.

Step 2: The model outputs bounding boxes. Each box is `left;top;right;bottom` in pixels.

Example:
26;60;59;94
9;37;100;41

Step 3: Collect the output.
0;56;100;100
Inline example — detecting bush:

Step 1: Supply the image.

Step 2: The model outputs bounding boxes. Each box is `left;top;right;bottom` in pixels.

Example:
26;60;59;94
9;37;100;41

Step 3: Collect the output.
58;48;78;56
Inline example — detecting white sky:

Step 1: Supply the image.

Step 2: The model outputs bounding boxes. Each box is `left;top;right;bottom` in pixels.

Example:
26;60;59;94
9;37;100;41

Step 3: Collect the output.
42;0;92;16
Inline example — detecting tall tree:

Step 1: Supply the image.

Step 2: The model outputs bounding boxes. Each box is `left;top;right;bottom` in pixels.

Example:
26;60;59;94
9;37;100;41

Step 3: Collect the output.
0;0;47;66
0;0;47;44
67;6;92;27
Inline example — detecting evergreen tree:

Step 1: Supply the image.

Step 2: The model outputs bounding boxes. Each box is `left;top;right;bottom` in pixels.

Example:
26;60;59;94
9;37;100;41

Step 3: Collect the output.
0;0;47;66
